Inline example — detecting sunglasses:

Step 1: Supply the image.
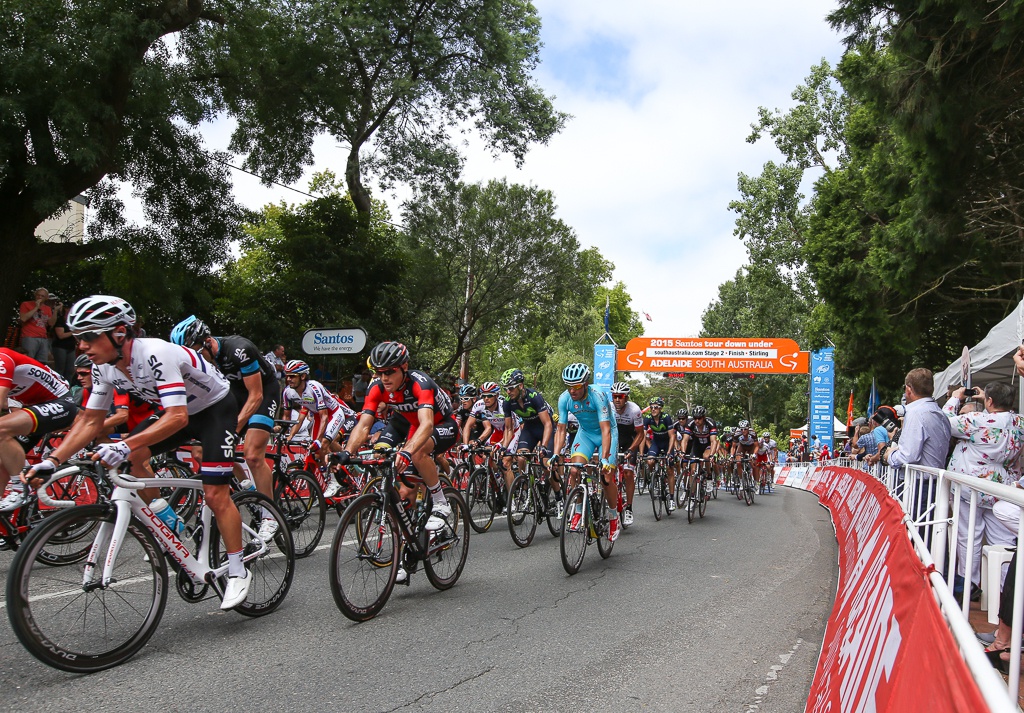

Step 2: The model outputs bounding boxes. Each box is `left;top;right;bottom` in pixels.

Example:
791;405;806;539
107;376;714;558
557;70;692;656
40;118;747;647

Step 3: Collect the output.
75;370;91;376
612;394;627;400
375;368;400;377
73;331;103;343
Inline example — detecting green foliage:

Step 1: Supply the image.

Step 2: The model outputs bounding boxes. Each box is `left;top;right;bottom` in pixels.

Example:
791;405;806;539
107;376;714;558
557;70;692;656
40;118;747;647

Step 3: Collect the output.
190;0;568;214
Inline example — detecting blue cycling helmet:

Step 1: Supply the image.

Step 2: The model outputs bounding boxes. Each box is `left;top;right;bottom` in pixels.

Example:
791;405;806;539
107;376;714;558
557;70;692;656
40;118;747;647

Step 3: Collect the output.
459;384;478;399
170;315;210;347
479;381;500;396
285;359;310;375
561;363;590;386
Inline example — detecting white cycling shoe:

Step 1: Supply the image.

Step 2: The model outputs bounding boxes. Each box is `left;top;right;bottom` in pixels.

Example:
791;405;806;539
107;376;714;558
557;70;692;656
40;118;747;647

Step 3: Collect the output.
425;502;452;532
221;571;252;610
257;518;279;543
323;479;342;498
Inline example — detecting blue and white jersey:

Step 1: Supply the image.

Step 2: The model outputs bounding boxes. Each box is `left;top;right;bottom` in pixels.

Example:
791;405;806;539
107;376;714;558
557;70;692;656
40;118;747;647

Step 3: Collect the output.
557;386;612;435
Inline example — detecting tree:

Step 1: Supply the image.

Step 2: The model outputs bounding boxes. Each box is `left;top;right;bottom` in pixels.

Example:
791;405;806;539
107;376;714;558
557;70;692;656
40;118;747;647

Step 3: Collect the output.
194;0;568;215
213;181;407;360
401;179;587;374
1;1;244;314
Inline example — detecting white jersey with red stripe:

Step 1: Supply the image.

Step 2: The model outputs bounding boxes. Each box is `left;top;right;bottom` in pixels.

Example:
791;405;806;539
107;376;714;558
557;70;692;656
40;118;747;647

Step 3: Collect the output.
298;379;342;415
85;338;229;414
0;348;70;405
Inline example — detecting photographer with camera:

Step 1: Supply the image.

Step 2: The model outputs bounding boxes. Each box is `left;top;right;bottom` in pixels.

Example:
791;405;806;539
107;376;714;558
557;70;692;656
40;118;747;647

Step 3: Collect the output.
17;287;57;362
860;406;898;467
880;369;950;470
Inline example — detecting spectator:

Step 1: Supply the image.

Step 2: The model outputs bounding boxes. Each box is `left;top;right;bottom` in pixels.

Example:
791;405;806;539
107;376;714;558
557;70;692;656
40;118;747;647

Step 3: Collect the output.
49;295;76;382
18;287;55;362
944;382;1024;602
882;368;951;470
351;369;371;411
264;344;286;390
862;406;898;465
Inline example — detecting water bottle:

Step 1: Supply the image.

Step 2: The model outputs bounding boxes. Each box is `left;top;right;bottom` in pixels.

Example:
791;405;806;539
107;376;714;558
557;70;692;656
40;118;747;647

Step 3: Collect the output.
150;498;185;537
238;479;257;492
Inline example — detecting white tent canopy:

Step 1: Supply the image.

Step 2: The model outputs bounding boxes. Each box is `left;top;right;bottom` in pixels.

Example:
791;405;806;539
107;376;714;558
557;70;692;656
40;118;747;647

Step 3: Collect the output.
794;416;850;435
933;298;1023;407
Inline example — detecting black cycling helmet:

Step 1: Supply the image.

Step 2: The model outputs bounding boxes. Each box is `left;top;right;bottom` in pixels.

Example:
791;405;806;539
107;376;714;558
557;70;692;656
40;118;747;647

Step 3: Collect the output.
369;341;410;370
74;354;93;370
675;408;687;420
692;405;707;419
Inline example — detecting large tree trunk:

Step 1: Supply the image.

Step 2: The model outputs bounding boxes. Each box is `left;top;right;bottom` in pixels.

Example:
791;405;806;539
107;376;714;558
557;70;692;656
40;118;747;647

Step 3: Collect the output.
345;146;372;218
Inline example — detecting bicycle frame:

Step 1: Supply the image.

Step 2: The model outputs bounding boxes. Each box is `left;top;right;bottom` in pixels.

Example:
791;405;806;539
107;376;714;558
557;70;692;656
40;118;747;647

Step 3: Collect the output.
41;467;268;591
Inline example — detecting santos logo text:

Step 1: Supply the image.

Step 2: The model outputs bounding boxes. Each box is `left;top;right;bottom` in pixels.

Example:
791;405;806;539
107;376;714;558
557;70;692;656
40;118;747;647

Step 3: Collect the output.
313;334;355;345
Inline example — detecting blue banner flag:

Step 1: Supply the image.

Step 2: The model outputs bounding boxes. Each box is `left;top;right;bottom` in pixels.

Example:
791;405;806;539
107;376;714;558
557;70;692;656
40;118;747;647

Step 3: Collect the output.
593;344;616;394
809;348;835;451
867;378;879;417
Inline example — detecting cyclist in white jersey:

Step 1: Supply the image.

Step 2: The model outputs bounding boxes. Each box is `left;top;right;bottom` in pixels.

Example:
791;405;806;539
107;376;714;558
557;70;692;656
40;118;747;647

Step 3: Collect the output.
282;385;312;443
610;382;643;526
24;296;252;609
463;381;520;494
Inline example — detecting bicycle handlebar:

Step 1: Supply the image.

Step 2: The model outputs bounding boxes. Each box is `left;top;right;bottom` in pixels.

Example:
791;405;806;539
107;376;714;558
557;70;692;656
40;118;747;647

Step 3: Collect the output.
35;465;82;509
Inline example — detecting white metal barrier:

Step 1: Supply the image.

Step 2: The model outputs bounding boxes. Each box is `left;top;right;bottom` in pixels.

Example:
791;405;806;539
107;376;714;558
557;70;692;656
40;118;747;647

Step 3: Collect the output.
872;463;1022;710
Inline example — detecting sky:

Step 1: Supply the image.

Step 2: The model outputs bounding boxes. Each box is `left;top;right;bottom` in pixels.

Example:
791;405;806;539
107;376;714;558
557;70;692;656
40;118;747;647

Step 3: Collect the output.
190;0;846;342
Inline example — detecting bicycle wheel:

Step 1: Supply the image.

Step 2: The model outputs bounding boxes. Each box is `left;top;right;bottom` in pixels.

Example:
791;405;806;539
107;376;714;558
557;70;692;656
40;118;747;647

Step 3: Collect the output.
154;459;199;522
210;491;295;617
539;473;560;538
559;487;588;575
424;488;470;590
507;474;537;548
450;462;472;491
743;469;754;506
7;504;168;673
686;474;696;523
698;477;707;518
650;468;664;521
329;493;398;621
465;467;495;533
711;469;719;499
275;471;327;558
635;461;648;495
596;499;614;559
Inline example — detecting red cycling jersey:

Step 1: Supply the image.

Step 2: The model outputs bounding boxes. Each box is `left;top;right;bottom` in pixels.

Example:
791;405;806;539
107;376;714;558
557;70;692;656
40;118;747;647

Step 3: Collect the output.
362;370;453;427
0;348;69;405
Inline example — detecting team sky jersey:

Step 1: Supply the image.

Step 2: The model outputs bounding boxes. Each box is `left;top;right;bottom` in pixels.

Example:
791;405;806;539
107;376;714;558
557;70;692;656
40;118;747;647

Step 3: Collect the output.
363;369;453;427
0;348;69;405
644;414;675;443
86;338;229;415
557;386;611;434
470;397;515;431
210;336;277;392
502;388;550;424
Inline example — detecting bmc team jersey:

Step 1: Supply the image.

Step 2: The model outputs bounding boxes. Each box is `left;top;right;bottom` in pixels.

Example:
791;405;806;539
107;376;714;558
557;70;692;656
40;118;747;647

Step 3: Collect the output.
362;369;453;427
86;338;229;414
0;348;70;405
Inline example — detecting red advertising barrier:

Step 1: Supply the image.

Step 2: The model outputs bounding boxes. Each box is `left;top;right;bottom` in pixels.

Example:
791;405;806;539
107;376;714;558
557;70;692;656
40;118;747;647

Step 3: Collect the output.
803;466;987;713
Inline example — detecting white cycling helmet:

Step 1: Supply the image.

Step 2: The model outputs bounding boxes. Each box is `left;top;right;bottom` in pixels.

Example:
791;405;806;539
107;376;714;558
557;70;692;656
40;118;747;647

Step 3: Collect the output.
66;295;136;335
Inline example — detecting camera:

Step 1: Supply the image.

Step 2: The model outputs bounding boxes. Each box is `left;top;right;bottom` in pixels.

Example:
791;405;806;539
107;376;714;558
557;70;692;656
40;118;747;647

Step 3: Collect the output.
963;387;977;398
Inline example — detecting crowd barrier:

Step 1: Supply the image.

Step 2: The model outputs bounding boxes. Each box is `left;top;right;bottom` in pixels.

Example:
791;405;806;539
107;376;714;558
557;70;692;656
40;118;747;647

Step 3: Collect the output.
774;461;1017;712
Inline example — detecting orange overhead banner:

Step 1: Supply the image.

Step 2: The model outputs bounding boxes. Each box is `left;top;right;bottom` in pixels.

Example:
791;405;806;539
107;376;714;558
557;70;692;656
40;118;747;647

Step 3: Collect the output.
616;337;809;374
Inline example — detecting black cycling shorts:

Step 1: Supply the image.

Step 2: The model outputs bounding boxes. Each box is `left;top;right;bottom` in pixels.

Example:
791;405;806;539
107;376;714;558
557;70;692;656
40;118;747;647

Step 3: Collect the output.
516;420;551;453
140;396;240;485
14;396;79;451
377;414;459;455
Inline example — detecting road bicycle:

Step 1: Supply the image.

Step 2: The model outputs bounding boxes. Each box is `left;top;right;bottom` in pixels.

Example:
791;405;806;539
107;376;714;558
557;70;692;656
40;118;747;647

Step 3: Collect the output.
506;453;559;547
462;445;508;533
681;456;709;523
737;456;755;506
647;456;672;521
0;457;107;562
559;463;616;574
329;450;470;621
6;464;295;673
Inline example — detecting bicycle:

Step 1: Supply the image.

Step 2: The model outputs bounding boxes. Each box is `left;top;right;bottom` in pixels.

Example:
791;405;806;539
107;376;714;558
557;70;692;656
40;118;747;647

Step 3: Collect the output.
6;464;295;673
329;450;470;621
463;446;507;533
647;456;672;521
738;456;755;506
559;463;616;575
506;453;559;547
682;457;708;523
0;457;107;562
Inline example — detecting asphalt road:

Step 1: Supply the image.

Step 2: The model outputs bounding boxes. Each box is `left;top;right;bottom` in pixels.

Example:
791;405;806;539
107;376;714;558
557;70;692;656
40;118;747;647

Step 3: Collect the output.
0;484;837;712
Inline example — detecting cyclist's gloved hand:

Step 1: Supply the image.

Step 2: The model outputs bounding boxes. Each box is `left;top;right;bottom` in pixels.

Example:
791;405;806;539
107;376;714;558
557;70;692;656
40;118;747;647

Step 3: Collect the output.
22;458;57;486
394;449;413;473
547;453;561;467
308;439;322;454
331;451;351;466
95;441;132;468
539;446;552;458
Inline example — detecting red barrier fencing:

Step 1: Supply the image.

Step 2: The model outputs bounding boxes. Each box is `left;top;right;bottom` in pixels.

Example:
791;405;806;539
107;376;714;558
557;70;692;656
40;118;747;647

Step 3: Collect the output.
801;466;987;712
